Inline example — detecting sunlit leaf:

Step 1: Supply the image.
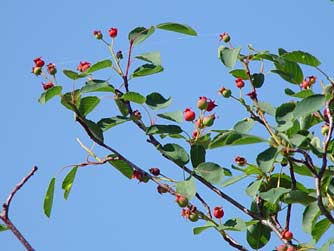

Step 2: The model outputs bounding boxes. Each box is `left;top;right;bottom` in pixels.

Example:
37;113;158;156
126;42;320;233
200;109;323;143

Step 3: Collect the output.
161;143;189;166
98;116;130;131
281;50;321;67
108;154;133;179
176;177;196;199
146;92;172;110
294;94;326;118
157;111;183;123
38;86;62;104
218;46;241;68
131;64;163;78
86;59;112;74
121;91;146;104
128;26;155;45
195;162;224;184
62;166;78;200
156;22;197;36
44;178;56;218
136;51;161;65
78;96;100;117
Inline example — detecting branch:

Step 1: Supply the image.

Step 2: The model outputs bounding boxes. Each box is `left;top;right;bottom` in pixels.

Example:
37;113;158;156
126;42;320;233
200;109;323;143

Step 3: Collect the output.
0;166;37;251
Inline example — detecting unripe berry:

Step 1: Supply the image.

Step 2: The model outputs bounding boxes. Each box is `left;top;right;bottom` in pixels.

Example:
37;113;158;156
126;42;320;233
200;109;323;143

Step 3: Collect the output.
176;195;189;208
188;212;199;222
213;206;224;219
183;108;196;121
108;27;118;38
202;114;216;127
47;63;57;75
195;118;204;129
32;67;42;76
322;124;329;136
197;96;208;110
93;30;103;39
219;87;232;98
235;78;245;88
219;32;230;43
157;185;168;194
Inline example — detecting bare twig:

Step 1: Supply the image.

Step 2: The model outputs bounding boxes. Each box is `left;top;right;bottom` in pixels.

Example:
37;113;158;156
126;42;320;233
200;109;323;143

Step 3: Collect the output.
0;166;37;251
195;193;212;219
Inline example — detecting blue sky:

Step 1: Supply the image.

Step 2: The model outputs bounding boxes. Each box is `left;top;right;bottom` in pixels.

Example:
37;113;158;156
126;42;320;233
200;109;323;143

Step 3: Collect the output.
1;1;334;250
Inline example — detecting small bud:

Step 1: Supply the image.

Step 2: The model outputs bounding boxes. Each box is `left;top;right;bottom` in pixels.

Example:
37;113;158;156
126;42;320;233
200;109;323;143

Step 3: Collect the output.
93;30;103;39
206;99;217;112
192;130;199;139
108;27;118;38
32;67;42;76
157;185;168;194
246;90;257;100
131;110;142;120
116;50;123;60
202;114;216;127
309;75;317;84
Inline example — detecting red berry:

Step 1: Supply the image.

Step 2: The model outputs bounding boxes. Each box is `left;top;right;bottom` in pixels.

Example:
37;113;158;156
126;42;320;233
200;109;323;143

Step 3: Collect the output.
192;130;199;139
206;99;217;112
276;244;287;251
282;230;293;241
183;108;196;121
176;195;189;208
93;30;103;39
213;206;224;219
149;167;160;176
108;27;118;38
77;61;91;72
42;81;54;90
235;78;245;88
197;96;208;110
300;79;310;89
33;57;45;67
286;246;296;251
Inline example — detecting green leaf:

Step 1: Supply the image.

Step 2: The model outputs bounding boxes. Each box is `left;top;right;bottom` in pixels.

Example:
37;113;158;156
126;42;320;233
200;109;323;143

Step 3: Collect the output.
246;179;263;197
218;46;241;68
190;144;206;168
275;102;296;123
246;222;271;249
303;201;320;234
229;69;249;79
156;22;197;36
273;59;303;84
252;73;264;88
209;131;266;149
135;51;161;65
195;162;224;184
157;111;183;123
0;224;9;232
257;102;276;116
121;91;146;104
161;143;189;166
146;124;182;135
146;92;172;110
38;86;62;104
60;90;81;111
193;222;215;235
78;96;100;117
256;147;278;173
97;116;130;131
63;69;79;80
176;177;196;199
312;218;331;243
62;166;78;200
108;154;134;179
84;119;104;143
281;50;321;67
44;178;56;218
131;64;163;78
284;88;314;98
85;59;112;74
128;26;155;45
81;80;115;93
233;118;254;134
221;175;247;188
282;190;316;205
220;218;247;231
294;94;326;118
114;95;129;116
259;187;290;204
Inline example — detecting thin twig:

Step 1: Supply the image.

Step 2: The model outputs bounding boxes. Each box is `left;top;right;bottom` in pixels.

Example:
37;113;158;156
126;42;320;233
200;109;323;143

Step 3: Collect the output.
0;166;37;251
195;193;212;218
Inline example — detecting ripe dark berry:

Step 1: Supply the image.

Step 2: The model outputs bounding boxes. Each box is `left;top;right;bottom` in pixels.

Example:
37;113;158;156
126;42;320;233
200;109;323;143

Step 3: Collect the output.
213;206;224;219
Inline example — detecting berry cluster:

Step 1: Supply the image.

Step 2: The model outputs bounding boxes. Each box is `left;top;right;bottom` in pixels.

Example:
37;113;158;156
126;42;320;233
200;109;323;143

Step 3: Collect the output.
32;57;57;90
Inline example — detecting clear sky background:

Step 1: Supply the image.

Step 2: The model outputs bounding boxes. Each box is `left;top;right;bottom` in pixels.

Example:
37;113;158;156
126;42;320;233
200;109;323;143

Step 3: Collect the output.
1;1;334;250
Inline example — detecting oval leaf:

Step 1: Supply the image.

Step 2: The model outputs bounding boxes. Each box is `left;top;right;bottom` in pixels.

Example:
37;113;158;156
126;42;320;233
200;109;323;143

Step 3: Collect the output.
132;64;163;78
62;166;78;200
256;147;278;173
229;69;249;79
44;177;56;218
81;80;115;93
303;201;320;234
38;86;62;104
128;26;155;45
233;118;254;134
312;218;331;243
282;50;321;67
259;187;290;204
157;111;183;123
121;91;146;104
294;94;326;118
146;92;172;110
108;154;134;179
190;144;206;168
79;96;100;117
86;59;112;74
146;124;182;135
195;162;224;184
97;116;130;131
176;177;196;199
161;143;189;166
135;51;161;65
156;22;197;36
218;46;241;68
247;222;271;249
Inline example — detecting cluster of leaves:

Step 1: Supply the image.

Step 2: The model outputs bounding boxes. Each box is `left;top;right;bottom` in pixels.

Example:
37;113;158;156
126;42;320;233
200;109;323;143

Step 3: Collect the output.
33;22;334;251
